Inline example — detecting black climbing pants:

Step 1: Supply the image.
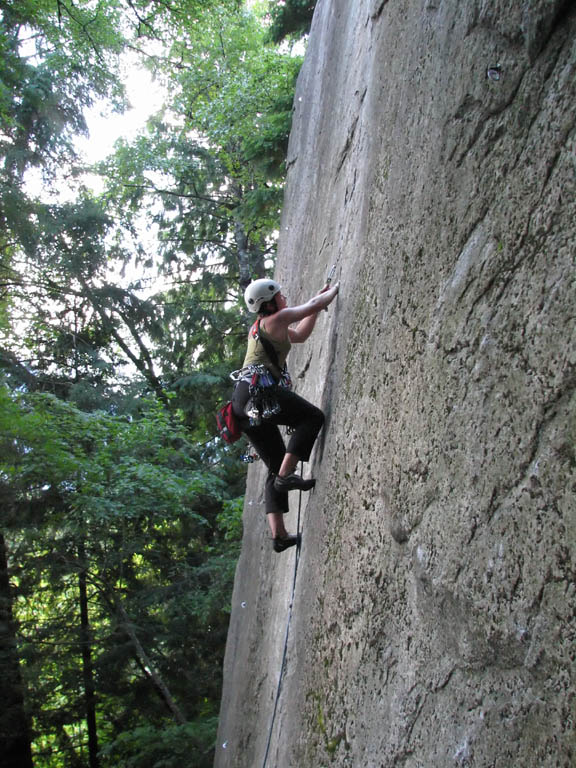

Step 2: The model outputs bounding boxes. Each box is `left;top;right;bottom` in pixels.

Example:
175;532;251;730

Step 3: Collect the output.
232;380;325;515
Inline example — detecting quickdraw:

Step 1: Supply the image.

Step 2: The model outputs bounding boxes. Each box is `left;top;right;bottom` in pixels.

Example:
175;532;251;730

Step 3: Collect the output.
247;367;281;424
229;316;293;427
229;363;291;426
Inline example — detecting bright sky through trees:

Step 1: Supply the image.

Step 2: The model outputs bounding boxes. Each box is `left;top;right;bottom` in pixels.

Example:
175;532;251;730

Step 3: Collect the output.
77;60;164;164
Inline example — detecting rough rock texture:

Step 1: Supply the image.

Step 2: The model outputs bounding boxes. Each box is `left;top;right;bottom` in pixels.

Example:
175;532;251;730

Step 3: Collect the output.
215;1;576;766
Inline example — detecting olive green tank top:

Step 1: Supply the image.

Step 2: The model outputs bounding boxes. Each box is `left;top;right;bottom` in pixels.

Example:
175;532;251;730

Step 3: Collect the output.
243;320;291;378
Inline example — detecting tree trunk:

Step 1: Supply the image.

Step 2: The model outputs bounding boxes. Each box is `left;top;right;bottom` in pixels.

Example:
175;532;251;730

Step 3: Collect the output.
116;602;187;725
78;276;169;408
78;542;99;768
0;532;34;768
235;218;252;291
232;183;266;289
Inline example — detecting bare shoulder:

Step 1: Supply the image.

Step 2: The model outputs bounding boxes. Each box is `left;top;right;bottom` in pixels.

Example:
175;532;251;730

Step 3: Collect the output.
262;309;296;341
265;304;313;335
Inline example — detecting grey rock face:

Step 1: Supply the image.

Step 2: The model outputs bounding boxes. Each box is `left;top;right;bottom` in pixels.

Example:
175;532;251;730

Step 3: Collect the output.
215;1;575;766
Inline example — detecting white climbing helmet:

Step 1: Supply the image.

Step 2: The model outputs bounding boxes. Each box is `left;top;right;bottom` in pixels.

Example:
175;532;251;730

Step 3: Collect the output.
244;279;281;312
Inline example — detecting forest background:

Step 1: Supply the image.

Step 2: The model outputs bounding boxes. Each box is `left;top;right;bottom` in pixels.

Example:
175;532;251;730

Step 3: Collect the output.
0;1;316;766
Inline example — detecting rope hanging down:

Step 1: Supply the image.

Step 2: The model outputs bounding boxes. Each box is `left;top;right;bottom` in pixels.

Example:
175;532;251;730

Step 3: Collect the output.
261;261;337;763
261;463;305;768
261;261;337;764
256;262;338;765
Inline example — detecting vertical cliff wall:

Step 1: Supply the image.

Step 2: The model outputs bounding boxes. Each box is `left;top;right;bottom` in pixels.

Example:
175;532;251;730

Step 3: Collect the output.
215;1;575;766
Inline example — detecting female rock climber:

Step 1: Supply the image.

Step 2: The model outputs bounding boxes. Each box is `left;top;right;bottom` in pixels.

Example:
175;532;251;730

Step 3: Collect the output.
231;277;340;553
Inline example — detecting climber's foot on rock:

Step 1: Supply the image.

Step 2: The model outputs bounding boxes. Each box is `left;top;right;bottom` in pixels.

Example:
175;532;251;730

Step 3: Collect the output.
273;473;316;492
272;533;301;553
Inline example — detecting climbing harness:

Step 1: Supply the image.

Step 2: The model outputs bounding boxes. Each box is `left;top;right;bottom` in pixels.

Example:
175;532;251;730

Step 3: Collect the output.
230;318;292;427
229;363;292;426
261;462;305;768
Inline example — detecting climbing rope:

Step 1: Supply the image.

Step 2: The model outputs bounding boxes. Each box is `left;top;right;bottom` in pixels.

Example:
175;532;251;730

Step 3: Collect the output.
231;265;337;763
261;462;304;768
260;266;336;764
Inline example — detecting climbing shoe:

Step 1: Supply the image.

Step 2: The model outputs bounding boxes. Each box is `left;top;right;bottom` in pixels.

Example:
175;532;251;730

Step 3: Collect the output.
273;533;301;553
273;473;316;492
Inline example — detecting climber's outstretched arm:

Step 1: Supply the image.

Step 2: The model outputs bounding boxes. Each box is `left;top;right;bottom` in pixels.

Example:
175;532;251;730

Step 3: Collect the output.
289;285;332;342
264;283;339;342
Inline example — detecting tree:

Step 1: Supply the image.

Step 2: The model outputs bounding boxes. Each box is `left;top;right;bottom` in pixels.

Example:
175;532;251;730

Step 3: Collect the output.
267;0;317;42
90;3;303;420
0;1;303;764
0;531;34;768
0;386;243;765
0;0;127;401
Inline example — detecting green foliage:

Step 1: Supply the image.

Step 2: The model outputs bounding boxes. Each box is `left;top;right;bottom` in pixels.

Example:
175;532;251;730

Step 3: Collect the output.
171;9;302;180
1;384;244;764
0;0;305;764
0;0;126;177
97;3;300;288
267;0;317;43
100;720;218;768
217;496;244;542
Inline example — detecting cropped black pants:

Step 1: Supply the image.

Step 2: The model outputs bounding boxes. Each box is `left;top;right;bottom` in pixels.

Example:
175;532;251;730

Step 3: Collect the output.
232;380;324;515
